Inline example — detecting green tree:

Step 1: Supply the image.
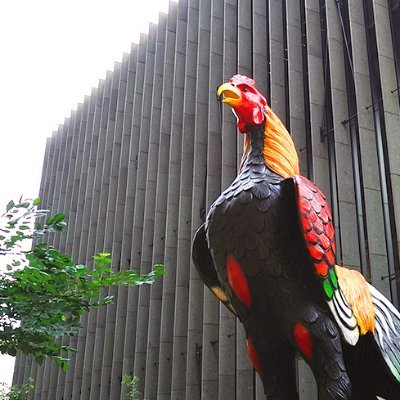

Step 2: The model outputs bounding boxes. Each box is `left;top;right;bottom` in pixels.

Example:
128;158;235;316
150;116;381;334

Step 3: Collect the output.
0;378;34;400
0;198;164;371
121;375;141;400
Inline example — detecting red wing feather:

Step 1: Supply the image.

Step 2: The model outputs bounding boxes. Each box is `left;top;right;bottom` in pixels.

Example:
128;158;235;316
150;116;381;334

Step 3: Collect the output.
293;176;360;345
294;175;335;278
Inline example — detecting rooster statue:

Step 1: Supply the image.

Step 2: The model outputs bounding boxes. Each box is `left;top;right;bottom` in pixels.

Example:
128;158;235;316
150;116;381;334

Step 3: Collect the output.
192;75;400;400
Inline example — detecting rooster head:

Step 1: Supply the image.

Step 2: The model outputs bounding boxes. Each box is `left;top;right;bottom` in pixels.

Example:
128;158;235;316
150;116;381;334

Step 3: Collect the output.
217;75;267;133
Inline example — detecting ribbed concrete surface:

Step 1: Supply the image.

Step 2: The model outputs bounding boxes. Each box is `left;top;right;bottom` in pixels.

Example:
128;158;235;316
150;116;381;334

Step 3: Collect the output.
13;0;400;398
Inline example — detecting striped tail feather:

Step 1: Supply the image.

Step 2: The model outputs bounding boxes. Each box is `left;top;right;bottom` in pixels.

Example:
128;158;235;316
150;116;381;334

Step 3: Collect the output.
369;284;400;383
327;287;359;346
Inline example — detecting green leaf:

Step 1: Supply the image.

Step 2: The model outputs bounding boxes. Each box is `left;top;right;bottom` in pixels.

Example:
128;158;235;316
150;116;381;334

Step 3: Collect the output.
33;198;41;206
18;201;30;209
0;198;163;373
6;200;15;212
52;213;65;223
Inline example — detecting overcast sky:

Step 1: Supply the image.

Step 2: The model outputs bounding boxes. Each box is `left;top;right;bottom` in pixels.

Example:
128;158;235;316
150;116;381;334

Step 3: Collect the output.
0;0;176;387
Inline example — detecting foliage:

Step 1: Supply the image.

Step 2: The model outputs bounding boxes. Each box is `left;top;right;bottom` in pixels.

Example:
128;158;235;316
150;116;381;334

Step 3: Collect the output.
0;199;164;371
0;377;34;400
121;375;141;400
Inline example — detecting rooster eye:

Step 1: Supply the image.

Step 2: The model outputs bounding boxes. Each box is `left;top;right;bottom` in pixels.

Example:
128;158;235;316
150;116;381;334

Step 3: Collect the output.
242;87;248;92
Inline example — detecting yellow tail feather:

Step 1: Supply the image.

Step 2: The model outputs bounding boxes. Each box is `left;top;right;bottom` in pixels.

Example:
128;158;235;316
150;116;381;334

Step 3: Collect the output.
335;265;375;335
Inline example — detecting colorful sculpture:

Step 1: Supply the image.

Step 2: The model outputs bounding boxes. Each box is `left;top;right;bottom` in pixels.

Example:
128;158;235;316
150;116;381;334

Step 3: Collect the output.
192;75;400;399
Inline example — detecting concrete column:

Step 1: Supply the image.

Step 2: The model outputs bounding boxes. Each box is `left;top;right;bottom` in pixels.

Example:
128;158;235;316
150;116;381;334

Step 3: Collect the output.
304;0;331;198
111;34;146;396
69;87;98;400
62;96;91;400
185;2;212;399
58;105;83;253
47;122;68;246
79;74;111;400
156;1;189;398
128;22;158;395
137;11;168;400
200;1;224;399
118;31;149;384
77;80;105;400
269;0;287;122
125;25;157;394
169;1;199;399
252;0;269;97
218;1;237;400
286;1;308;175
89;60;124;400
12;354;22;387
107;43;139;399
236;0;253;164
54;105;84;400
53;110;80;400
96;53;129;400
89;63;121;400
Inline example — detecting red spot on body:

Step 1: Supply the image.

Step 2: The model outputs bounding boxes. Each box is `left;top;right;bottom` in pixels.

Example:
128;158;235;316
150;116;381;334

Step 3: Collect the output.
226;254;251;307
294;323;313;360
246;339;264;378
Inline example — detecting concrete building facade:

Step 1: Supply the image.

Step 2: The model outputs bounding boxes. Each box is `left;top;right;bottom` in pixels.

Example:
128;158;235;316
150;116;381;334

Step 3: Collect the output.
13;0;400;398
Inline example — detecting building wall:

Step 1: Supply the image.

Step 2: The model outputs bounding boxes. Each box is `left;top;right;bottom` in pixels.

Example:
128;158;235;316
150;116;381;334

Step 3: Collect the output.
13;0;400;399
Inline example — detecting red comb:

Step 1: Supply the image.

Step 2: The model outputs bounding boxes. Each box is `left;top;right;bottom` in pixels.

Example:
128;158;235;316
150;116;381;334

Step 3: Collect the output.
229;75;255;87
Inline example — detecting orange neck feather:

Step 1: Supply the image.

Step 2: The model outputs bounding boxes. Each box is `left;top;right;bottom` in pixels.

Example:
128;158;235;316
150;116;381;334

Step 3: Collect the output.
240;105;300;178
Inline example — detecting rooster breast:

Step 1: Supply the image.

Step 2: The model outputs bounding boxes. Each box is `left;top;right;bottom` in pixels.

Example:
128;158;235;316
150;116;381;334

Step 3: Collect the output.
204;162;322;323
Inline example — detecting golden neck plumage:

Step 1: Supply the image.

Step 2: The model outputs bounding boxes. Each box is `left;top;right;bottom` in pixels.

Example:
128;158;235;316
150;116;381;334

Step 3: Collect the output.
240;105;300;178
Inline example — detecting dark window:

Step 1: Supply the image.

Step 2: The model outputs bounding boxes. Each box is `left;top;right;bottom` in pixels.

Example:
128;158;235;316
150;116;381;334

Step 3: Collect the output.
389;0;400;99
282;0;290;130
299;0;313;180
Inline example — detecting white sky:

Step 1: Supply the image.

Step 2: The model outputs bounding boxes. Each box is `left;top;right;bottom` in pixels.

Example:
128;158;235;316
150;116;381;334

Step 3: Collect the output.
0;0;177;387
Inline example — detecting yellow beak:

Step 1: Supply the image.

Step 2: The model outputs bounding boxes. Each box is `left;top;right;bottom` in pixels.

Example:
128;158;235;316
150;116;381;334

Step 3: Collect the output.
217;83;242;107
